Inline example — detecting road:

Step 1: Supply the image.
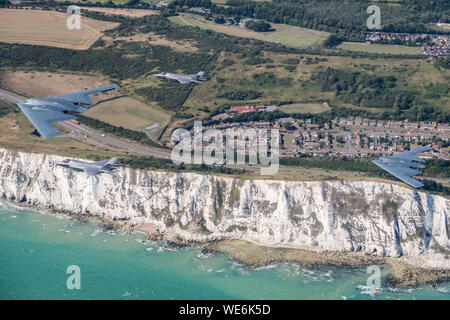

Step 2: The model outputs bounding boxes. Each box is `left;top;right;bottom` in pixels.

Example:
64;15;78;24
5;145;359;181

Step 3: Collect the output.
0;88;172;159
0;88;448;185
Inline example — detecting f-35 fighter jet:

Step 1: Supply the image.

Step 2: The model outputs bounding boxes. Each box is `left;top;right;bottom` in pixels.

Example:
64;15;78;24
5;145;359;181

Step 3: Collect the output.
372;146;432;188
16;84;119;139
57;158;121;176
154;71;207;84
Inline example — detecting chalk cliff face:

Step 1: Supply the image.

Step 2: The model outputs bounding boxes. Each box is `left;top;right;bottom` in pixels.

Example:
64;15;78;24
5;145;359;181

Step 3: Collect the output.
0;148;448;268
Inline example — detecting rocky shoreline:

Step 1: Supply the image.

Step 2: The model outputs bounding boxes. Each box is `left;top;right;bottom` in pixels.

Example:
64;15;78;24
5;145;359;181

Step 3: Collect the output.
0;148;449;289
6;199;450;289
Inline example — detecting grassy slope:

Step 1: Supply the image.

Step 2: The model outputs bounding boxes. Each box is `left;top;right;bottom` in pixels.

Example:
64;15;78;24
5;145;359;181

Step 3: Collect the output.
170;13;329;48
184;51;450;116
338;42;422;55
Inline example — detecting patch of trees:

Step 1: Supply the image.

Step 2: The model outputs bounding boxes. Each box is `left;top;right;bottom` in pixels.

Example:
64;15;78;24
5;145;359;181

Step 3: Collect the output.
246;20;272;32
423;159;450;179
0;101;18;119
121;156;243;175
0;42;208;81
281;58;299;65
218;90;263;100
214;15;225;24
323;34;343;48
423;83;449;100
251;72;292;87
135;83;193;112
280;156;387;175
435;57;450;69
312;67;416;110
172;0;450;40
422;180;450;196
245;56;272;65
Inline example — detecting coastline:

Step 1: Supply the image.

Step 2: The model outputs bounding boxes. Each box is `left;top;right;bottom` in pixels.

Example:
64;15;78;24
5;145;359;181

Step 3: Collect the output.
3;199;450;289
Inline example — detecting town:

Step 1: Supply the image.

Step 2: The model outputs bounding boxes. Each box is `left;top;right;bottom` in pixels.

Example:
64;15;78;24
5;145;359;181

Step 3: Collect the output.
198;104;450;160
365;31;450;56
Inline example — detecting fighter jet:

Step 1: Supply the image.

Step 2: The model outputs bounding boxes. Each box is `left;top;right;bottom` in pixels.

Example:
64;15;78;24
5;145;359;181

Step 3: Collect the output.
372;146;431;188
57;158;121;176
16;84;119;139
154;71;207;84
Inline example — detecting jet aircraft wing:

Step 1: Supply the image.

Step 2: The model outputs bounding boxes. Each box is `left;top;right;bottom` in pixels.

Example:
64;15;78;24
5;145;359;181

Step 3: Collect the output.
18;103;76;139
94;160;109;167
372;146;431;188
372;159;424;188
83;167;101;176
177;78;191;84
47;84;119;106
390;146;431;162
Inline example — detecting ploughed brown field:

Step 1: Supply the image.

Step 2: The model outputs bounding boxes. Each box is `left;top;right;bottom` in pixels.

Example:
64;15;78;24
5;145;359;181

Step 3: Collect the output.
0;8;118;50
0;70;120;102
80;7;159;18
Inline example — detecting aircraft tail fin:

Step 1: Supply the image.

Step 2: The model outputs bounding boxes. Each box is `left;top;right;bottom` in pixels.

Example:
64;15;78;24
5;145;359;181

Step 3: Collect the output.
101;158;119;171
193;71;206;80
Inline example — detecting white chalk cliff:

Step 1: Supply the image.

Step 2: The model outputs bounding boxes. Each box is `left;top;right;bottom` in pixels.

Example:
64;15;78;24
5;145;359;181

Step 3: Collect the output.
0;148;448;268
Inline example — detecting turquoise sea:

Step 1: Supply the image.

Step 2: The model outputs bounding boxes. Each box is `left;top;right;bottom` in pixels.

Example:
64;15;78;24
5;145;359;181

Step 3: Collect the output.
0;201;449;300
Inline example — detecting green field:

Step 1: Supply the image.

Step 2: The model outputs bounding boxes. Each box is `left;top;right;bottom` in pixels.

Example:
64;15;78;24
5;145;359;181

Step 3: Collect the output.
56;0;131;4
427;23;450;32
169;13;329;48
279;103;331;114
84;96;171;138
338;42;422;55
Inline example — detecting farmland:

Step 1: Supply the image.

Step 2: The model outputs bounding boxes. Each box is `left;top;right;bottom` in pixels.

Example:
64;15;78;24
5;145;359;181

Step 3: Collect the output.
169;13;329;48
0;70;120;102
1;7;448;146
0;9;118;50
338;42;422;55
279;103;331;114
80;7;159;17
0;69;171;139
0;110;121;160
55;0;131;4
84;96;171;134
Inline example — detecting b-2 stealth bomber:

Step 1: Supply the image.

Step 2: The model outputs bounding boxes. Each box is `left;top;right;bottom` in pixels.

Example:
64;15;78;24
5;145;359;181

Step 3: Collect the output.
16;84;119;139
372;146;432;188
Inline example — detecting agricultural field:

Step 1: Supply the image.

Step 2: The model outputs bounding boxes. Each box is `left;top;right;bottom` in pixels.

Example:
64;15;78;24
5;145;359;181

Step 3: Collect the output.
80;7;160;17
338;42;422;55
84;96;171;133
0;70;171;139
427;22;450;32
101;32;199;52
0;9;118;50
0;70;120;102
279;103;331;114
211;0;271;3
169;13;329;48
55;0;131;4
0;110;121;160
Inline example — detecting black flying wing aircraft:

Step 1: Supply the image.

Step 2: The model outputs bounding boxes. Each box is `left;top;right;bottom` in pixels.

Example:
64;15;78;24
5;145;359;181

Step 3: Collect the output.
372;146;431;188
17;84;119;139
